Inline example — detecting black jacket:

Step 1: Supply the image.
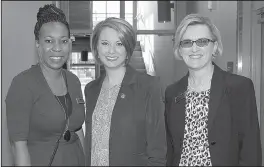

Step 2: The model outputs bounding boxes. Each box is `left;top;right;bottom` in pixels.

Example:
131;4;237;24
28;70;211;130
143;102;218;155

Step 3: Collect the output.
165;64;262;166
84;65;167;166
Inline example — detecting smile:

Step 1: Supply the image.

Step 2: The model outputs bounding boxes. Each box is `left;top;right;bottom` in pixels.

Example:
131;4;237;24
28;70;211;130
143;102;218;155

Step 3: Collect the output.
105;56;118;61
50;57;63;60
189;54;203;59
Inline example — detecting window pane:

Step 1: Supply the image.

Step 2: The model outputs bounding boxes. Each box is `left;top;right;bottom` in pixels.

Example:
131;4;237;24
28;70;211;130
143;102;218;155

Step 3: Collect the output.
93;1;106;13
125;13;133;26
93;13;106;28
125;1;133;14
107;13;119;18
107;1;120;13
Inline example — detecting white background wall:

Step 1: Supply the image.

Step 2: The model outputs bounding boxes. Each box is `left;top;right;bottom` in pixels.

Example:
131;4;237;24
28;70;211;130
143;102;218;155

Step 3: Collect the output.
2;1;52;165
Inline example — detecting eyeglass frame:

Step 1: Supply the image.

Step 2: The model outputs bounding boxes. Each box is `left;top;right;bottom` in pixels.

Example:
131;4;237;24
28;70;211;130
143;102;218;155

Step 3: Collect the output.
179;38;215;48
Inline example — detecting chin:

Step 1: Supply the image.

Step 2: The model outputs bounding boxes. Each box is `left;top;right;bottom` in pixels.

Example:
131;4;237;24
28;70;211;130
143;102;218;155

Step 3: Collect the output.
102;61;126;69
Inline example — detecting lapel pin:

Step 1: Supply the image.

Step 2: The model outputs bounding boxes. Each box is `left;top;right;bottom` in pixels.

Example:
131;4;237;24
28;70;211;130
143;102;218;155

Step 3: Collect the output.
120;93;125;99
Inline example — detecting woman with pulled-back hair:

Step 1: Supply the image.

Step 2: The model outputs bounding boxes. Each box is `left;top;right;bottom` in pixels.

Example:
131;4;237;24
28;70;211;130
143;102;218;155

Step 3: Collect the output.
6;4;85;166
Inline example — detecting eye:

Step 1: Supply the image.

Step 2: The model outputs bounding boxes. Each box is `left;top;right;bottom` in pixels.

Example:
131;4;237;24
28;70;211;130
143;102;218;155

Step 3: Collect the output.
101;42;109;46
116;42;123;46
62;39;69;44
44;39;52;43
180;40;192;47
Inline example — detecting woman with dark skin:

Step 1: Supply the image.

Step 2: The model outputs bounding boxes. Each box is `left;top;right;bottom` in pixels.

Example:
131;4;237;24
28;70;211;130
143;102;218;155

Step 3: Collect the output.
6;4;85;166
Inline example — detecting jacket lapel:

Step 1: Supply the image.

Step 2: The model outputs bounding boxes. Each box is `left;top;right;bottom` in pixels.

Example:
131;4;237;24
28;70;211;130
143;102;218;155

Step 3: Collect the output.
109;66;137;135
169;75;188;137
208;64;225;132
85;72;104;115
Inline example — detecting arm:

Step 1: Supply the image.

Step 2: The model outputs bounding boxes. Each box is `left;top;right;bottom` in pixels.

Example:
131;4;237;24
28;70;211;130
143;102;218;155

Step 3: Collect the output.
76;128;85;149
146;78;167;166
237;80;262;166
12;141;31;166
6;75;33;166
164;88;173;166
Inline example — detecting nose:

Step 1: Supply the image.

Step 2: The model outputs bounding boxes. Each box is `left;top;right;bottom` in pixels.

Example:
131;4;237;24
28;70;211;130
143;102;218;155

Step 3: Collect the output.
52;41;62;52
108;45;116;54
191;42;199;52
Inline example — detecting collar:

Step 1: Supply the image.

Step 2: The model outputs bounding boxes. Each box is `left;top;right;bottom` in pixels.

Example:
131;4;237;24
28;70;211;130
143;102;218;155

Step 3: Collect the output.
177;62;224;91
93;65;138;87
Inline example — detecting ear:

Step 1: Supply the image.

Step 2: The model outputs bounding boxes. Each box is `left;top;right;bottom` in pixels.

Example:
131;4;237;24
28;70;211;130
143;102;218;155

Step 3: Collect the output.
213;41;218;54
35;40;40;48
175;48;183;60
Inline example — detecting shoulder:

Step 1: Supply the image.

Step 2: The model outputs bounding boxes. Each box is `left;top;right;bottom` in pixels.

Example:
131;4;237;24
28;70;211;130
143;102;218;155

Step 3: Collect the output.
84;78;99;92
165;76;185;99
64;69;81;85
134;71;162;90
11;65;39;85
223;71;254;91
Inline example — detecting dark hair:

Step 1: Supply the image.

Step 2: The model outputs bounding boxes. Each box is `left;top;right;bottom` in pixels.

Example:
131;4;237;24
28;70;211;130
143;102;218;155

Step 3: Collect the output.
91;17;136;65
34;4;70;40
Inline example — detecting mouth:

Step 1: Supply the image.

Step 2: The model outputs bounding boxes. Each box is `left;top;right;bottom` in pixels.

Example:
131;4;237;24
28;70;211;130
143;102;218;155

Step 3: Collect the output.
49;56;64;61
189;54;203;59
105;56;118;61
50;57;63;60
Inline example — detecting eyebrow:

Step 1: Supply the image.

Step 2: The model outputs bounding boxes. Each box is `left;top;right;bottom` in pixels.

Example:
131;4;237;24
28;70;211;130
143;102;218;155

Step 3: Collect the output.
44;36;69;38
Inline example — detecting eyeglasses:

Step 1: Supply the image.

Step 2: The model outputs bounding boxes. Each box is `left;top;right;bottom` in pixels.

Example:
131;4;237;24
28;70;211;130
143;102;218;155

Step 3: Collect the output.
180;38;215;48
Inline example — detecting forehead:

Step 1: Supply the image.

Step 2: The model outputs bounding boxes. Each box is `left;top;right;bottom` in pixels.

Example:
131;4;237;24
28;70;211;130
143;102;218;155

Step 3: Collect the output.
39;22;68;38
182;24;212;40
99;27;121;41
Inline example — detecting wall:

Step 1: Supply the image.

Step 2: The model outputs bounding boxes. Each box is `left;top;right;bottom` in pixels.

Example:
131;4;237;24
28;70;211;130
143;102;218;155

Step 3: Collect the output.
2;1;52;165
136;1;238;89
242;1;264;165
186;1;238;73
137;1;188;90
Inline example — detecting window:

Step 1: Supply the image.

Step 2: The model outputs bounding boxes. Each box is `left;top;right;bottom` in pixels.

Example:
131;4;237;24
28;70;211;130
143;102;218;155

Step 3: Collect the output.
92;1;133;28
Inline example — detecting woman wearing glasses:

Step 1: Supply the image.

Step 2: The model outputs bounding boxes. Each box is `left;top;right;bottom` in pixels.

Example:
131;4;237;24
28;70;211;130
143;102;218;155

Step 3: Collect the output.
165;14;261;166
6;4;85;166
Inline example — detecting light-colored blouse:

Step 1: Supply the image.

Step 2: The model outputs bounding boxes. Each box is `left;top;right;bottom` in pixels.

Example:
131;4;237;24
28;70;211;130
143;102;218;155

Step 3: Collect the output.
179;89;212;166
91;84;121;166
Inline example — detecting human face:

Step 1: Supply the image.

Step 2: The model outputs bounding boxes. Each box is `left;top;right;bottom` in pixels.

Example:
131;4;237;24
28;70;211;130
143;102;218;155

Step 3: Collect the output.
97;27;127;69
36;22;71;70
178;24;217;71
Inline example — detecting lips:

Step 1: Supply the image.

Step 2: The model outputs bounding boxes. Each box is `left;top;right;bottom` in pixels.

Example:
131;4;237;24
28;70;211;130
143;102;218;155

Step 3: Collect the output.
49;56;64;62
105;56;118;61
50;56;63;60
189;54;203;59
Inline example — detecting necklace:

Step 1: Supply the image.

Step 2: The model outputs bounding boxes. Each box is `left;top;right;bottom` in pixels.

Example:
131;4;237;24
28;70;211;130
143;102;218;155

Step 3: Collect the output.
54;94;71;141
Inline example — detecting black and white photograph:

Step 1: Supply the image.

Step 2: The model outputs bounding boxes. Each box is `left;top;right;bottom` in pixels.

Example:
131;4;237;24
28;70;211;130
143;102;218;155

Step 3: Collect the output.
1;1;264;166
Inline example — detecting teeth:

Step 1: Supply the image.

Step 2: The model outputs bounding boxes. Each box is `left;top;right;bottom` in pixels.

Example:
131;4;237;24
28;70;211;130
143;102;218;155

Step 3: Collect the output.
106;57;118;60
190;55;202;59
50;57;62;60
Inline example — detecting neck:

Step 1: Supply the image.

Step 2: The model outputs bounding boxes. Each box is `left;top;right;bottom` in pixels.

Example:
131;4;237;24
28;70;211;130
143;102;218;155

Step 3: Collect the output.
40;63;62;80
188;62;214;84
104;66;126;86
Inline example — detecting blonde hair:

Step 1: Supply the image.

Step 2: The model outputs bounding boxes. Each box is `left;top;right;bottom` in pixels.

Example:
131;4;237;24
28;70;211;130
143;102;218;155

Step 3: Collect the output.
174;13;223;60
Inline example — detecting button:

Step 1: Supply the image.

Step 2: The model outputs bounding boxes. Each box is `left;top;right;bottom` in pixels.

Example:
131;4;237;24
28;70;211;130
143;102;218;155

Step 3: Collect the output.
210;141;216;145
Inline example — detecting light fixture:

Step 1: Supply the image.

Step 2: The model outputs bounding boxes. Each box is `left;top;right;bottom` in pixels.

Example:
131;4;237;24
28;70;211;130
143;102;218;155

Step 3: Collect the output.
208;1;217;11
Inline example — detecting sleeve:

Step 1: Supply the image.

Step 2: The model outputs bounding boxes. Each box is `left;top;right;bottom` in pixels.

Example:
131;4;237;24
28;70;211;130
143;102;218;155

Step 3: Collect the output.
237;79;262;166
145;78;167;166
5;76;33;142
164;87;173;166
